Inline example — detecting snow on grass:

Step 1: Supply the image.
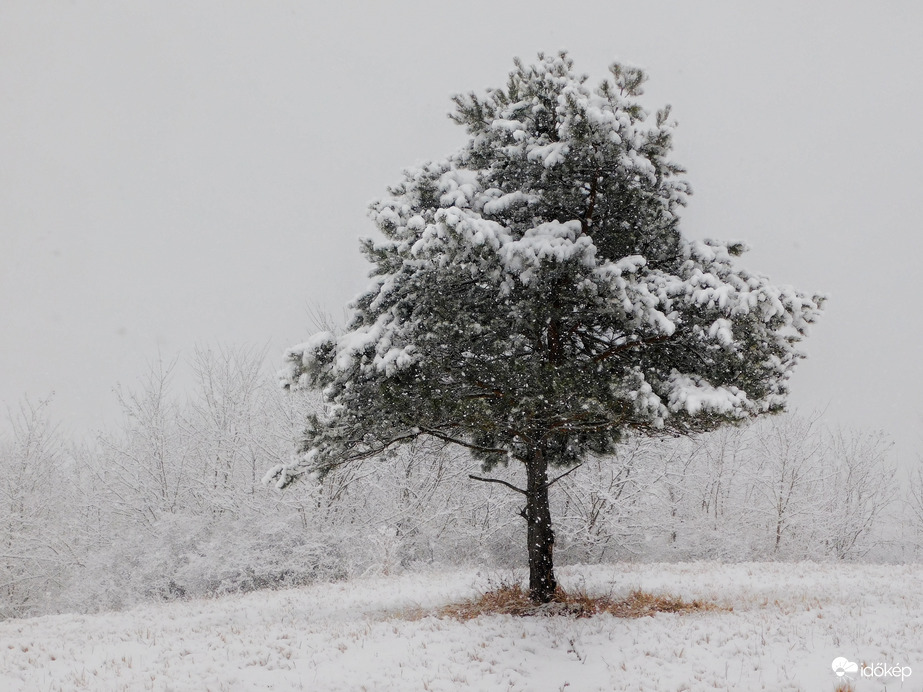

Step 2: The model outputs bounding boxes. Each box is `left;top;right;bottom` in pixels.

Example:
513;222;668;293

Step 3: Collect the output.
1;562;921;691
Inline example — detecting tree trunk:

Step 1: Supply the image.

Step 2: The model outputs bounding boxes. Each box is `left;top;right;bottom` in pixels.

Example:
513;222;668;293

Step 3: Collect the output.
523;448;557;604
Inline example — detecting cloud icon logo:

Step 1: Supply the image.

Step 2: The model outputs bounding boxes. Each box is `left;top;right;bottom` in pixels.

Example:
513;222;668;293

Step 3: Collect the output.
832;657;859;677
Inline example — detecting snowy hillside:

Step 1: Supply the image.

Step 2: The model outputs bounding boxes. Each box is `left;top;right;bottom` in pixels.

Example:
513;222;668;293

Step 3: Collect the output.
2;562;921;691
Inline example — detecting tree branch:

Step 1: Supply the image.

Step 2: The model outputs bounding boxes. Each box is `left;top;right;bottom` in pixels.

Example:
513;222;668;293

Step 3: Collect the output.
468;474;527;495
418;426;509;457
580;168;601;234
543;409;626;435
545;463;583;489
592;334;673;363
339;430;423;463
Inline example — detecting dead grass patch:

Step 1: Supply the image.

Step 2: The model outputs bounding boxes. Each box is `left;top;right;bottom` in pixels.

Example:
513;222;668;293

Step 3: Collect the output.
439;583;725;620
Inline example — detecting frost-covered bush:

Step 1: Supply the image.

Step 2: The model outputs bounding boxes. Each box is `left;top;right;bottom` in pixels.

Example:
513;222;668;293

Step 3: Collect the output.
0;399;79;619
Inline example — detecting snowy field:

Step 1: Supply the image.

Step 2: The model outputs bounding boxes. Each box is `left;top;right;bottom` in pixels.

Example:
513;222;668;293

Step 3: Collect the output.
2;562;921;691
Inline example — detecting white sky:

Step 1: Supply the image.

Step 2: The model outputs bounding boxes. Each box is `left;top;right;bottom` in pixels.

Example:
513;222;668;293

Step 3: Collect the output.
2;1;921;463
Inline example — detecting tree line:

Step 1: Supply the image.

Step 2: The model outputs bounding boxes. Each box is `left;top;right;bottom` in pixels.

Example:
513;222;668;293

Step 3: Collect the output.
0;346;913;620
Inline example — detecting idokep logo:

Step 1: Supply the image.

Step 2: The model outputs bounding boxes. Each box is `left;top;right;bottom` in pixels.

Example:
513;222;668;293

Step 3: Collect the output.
832;656;912;682
831;657;858;677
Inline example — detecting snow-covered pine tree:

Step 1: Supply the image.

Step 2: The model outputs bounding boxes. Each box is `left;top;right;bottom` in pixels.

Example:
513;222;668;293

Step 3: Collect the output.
266;52;824;603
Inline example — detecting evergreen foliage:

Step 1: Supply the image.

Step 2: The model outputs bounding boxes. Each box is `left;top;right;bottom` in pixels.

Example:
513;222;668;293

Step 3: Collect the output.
267;52;824;601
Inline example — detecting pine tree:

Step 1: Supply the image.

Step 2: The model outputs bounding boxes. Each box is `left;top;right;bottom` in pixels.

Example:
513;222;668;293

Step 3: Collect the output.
266;52;824;603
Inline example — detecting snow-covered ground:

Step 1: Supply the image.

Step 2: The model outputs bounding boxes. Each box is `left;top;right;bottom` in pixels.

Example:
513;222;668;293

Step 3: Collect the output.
2;562;921;691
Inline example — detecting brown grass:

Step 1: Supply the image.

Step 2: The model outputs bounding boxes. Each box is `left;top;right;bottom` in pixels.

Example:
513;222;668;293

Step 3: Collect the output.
438;583;725;620
833;680;855;692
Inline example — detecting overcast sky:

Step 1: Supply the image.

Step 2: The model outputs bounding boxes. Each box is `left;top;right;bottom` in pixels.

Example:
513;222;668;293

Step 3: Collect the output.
2;1;921;463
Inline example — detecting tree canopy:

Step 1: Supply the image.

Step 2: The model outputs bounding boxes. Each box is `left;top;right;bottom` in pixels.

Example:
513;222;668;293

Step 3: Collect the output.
266;52;824;601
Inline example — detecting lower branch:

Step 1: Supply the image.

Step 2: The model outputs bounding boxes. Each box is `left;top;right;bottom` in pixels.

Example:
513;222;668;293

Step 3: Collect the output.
419;427;509;457
545;463;583;489
468;474;527;495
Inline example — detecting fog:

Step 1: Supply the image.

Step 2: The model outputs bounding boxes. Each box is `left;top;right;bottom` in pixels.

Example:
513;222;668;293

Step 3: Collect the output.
2;1;921;463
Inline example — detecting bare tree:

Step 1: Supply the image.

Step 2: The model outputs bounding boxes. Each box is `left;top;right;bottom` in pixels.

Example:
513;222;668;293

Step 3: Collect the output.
0;398;78;618
819;427;894;559
748;414;826;556
92;358;193;529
